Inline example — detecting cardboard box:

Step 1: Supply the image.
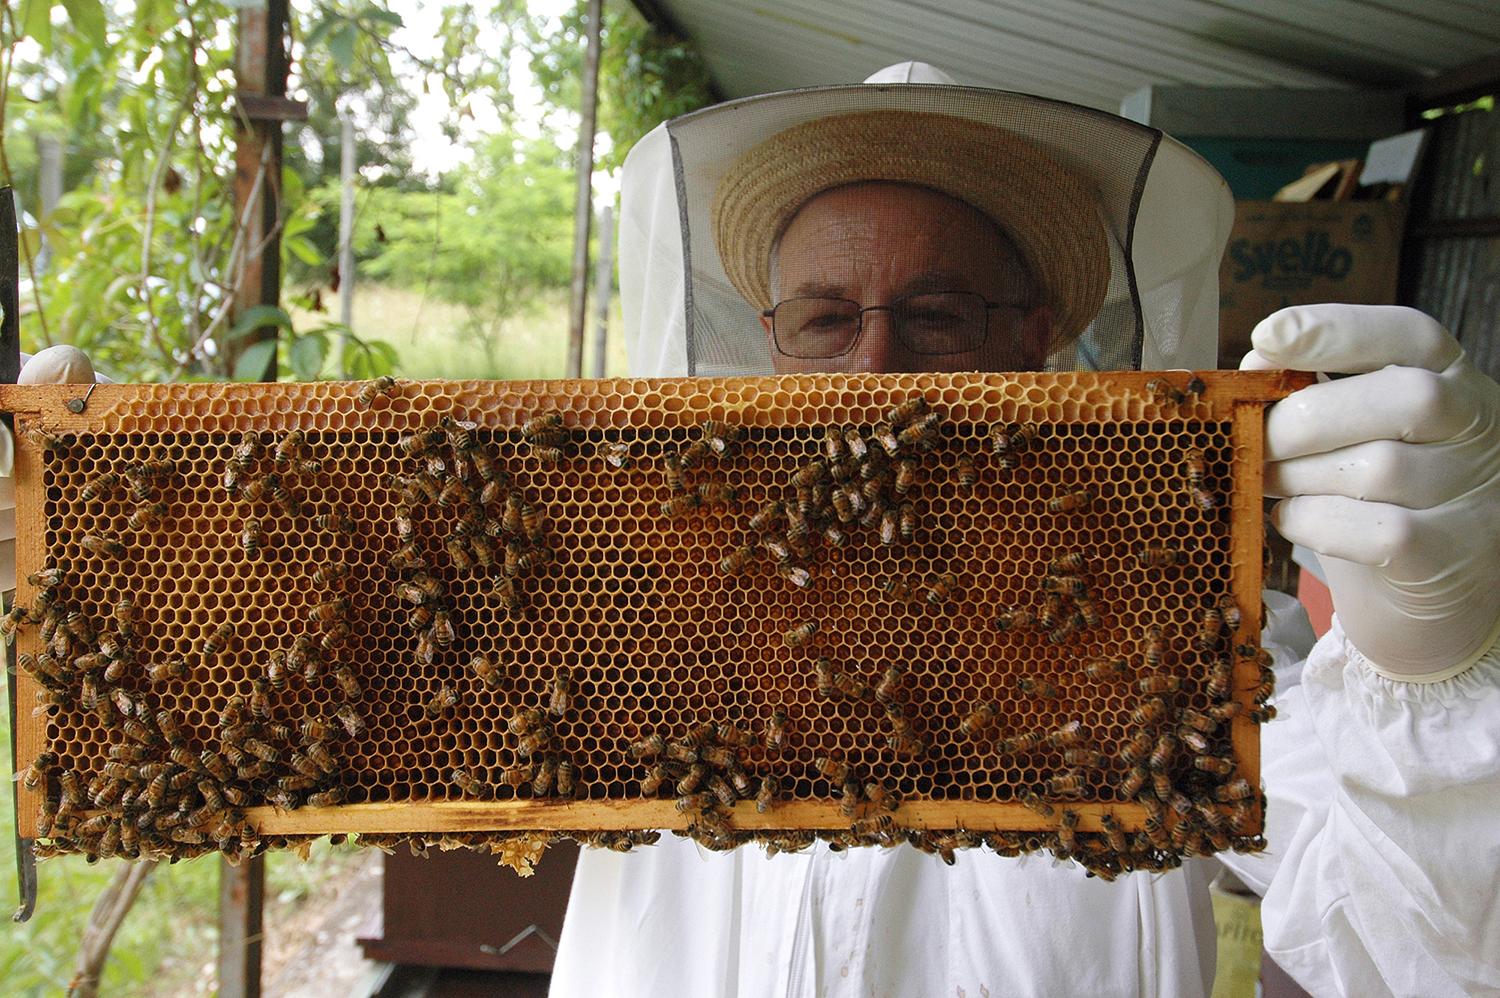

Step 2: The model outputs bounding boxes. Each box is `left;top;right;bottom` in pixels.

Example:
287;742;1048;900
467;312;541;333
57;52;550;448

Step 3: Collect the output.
1217;201;1405;367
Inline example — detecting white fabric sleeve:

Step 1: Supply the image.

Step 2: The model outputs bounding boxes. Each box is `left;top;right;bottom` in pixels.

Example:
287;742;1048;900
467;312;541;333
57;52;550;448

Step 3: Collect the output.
1219;595;1500;998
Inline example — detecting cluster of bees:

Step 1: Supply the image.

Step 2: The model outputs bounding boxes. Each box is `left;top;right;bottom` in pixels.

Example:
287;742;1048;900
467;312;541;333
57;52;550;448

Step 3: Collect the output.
714;396;948;594
14;373;1273;873
10;563;361;861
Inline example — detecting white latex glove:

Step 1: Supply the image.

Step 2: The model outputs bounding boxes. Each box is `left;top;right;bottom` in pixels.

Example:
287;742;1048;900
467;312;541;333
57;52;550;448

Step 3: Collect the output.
1242;304;1500;681
0;345;101;478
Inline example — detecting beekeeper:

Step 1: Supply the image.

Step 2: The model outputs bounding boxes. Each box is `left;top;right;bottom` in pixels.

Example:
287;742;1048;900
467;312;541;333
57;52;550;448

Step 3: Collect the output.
545;64;1500;997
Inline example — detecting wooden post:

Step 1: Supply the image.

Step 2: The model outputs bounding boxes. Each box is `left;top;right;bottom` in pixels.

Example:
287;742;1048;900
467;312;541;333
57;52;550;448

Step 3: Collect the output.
589;204;613;378
220;2;289;993
338;114;356;375
227;0;290;383
565;0;603;378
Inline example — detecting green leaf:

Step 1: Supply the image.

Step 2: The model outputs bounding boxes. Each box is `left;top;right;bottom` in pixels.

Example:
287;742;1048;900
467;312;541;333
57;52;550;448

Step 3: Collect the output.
19;0;53;52
232;339;279;381
327;23;356;69
360;8;404;28
302;14;340;51
226;304;294;341
288;332;328;381
60;0;106;48
284;236;322;266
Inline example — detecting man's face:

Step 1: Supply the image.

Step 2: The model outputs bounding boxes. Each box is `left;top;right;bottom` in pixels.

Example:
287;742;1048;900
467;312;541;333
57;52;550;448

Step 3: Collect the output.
761;182;1053;375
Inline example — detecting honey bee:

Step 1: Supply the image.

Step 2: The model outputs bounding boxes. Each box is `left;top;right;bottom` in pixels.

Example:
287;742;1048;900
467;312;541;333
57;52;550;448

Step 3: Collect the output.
312;512;357;535
701;419;742;457
1140;625;1166;670
447;762;489;792
492;577;521;613
199;621;235;660
898;502;917;542
873;507;897;546
1137;545;1181;569
515;728;552;759
871;663;904;703
783;621;818;648
1138;674;1180;695
1146;377;1187;405
950;455;979;491
1180;708;1217;734
465;653;503;690
556;757;577;797
842;427;869;461
1119;765;1149;798
807;659;837;700
1191;755;1235;776
986;605;1032;634
764;709;790;753
867;421;899;457
1098;813;1129;854
127;500;170;532
638;763;673;796
334;665;362;702
1214;778;1254;802
547;665;573;717
1152;770;1174;802
1074;597;1104;629
274;430;307;467
1121;729;1156;768
239;518;265;556
923;572;960;606
997;730;1043;755
959;702;999;738
660;493;701;518
815;754;851;785
696;480;739;506
676;763;708;796
1218;594;1243;633
422;685;459;719
509;707;546;736
1131;697;1168;727
81;533;127;558
305;788;344;808
336;699;364;738
1084;657;1128;681
1016;676;1061;699
1015;786;1055;819
897;416;941;450
312;597;350;626
81;471;122;502
1047;488;1095;515
1047;772;1086;798
887;731;926;757
1045;720;1085;748
356;375;400;407
26;424;67;453
1148;732;1178;773
0;603;28;639
990;422;1037;469
1207;700;1245;722
1202;657;1233;701
437;478;471;510
529;755;559;796
1055;809;1081;854
713;543;759;577
1192;607;1224;652
521;412;564;441
832;671;870;701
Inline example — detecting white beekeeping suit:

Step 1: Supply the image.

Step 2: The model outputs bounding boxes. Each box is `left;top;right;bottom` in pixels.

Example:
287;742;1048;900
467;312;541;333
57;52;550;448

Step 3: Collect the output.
549;65;1500;998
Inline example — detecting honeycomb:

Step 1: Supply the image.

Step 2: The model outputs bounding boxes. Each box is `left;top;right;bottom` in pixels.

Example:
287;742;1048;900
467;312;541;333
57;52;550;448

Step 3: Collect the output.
3;371;1307;877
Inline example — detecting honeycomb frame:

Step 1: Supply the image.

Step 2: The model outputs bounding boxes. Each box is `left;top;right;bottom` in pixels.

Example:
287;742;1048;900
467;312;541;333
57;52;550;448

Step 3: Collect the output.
2;371;1309;855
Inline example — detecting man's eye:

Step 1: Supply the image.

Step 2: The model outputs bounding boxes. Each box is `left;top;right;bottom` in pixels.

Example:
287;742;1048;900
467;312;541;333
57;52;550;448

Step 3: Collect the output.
902;309;964;330
801;313;855;332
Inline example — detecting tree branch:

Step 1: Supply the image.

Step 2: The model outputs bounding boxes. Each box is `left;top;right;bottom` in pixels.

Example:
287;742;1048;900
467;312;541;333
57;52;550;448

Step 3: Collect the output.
67;860;158;998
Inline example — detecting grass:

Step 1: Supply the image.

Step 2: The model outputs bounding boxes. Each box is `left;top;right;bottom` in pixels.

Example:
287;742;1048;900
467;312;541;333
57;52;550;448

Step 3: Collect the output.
2;667;367;996
293;283;630;381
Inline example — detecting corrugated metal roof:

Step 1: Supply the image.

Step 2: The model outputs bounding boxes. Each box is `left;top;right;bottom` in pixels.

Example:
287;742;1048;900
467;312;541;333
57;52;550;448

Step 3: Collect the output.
640;0;1500;111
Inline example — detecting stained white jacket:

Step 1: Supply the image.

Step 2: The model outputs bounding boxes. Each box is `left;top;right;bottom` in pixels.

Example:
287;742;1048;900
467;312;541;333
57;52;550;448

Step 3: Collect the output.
550;591;1500;997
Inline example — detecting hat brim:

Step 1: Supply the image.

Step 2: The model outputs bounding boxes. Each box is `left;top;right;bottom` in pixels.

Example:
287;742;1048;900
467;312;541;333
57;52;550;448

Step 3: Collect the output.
711;110;1112;348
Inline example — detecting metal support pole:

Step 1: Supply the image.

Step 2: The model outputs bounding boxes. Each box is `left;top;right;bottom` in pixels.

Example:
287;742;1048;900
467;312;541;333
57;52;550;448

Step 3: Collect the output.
565;0;603;379
218;856;264;998
36;136;62;274
337;114;356;373
589;204;613;379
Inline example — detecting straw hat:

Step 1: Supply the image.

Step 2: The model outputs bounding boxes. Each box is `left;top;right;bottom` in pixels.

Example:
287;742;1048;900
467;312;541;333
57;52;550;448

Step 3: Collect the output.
711;109;1112;348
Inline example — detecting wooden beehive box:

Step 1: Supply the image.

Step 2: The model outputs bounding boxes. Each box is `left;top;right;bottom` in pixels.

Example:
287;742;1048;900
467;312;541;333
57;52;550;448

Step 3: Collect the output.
2;370;1308;874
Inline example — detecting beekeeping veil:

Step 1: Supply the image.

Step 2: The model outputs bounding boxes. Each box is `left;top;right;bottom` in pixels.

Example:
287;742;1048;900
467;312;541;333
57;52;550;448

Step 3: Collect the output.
618;63;1232;377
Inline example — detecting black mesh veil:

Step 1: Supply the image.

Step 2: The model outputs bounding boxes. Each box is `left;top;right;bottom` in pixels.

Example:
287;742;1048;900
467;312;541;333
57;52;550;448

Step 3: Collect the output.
619;80;1232;379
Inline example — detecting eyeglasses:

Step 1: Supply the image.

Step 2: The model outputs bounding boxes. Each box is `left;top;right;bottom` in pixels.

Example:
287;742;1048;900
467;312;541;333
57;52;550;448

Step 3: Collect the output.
762;292;1027;359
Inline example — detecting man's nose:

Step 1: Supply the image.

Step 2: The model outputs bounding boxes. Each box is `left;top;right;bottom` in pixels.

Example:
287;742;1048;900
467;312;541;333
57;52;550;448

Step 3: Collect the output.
847;311;908;374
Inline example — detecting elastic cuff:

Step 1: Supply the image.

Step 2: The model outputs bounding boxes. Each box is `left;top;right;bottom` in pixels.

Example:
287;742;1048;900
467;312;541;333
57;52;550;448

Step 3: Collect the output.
1360;610;1500;684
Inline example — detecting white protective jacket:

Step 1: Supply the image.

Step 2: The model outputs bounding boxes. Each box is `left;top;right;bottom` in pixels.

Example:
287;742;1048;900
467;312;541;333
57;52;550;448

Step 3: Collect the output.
551;76;1500;996
551;594;1500;997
